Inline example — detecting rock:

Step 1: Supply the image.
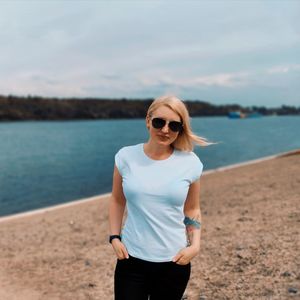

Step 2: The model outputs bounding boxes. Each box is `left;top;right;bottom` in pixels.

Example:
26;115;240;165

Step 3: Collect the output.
235;245;245;251
235;266;244;273
236;249;252;259
85;260;91;266
237;216;253;222
262;289;274;297
288;287;298;294
88;282;96;288
260;250;267;255
281;271;291;277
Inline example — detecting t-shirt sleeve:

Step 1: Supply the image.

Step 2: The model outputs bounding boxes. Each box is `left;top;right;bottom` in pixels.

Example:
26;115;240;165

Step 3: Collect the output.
190;155;204;184
114;149;124;176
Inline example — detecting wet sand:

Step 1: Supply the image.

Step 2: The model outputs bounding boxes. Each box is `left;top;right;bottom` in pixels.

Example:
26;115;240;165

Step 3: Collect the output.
0;151;299;299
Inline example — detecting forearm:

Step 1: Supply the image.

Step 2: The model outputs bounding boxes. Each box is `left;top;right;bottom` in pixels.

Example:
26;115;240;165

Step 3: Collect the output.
109;196;126;235
184;210;201;251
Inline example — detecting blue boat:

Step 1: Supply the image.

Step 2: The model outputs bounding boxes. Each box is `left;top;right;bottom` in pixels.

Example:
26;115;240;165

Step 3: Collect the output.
228;111;246;119
228;111;263;119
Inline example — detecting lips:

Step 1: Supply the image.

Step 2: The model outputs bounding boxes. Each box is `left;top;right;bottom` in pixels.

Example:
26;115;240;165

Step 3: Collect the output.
158;135;169;139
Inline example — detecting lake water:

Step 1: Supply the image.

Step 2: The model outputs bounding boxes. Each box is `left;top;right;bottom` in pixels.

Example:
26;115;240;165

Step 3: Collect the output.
0;116;299;217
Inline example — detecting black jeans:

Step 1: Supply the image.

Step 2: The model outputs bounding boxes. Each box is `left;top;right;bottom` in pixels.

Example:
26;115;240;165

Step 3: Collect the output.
114;254;191;300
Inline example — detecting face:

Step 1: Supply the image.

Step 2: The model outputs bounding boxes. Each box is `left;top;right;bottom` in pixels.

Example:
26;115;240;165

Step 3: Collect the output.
146;105;182;146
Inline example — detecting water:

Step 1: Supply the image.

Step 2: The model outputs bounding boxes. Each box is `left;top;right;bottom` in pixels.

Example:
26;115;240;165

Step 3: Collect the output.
0;116;299;217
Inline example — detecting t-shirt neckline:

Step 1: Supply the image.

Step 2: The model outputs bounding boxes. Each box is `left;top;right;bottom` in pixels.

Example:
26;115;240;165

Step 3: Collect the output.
141;143;176;162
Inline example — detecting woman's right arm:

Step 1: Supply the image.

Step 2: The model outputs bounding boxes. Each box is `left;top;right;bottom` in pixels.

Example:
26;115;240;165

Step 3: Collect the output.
108;164;129;259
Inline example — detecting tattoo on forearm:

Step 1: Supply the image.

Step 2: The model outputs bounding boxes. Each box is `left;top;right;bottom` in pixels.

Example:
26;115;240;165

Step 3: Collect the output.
184;214;201;246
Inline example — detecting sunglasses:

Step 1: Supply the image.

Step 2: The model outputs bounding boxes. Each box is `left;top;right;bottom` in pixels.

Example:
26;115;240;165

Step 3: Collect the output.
151;117;183;132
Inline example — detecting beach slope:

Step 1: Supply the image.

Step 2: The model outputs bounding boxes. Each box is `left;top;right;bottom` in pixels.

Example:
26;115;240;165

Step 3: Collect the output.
0;153;299;299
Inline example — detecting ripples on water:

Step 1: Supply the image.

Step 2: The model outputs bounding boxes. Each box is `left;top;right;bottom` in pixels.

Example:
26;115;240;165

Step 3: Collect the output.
0;116;299;216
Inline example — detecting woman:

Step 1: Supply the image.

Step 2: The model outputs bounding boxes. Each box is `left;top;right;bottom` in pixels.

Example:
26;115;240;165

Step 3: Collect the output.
109;95;211;300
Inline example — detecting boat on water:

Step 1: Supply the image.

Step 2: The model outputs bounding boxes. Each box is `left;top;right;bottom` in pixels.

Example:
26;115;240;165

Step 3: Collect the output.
228;111;246;119
228;111;263;119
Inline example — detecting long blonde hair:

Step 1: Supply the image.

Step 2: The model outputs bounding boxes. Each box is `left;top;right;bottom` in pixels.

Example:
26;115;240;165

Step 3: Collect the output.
146;95;213;152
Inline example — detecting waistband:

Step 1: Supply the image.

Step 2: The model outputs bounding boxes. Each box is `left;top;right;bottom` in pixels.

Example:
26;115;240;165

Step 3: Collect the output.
127;254;173;264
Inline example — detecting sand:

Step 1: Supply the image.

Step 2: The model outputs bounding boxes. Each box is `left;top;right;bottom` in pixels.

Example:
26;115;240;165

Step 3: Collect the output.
0;152;299;300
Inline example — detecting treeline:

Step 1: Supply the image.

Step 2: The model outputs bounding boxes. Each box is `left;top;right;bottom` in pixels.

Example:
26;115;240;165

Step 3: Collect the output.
0;95;299;121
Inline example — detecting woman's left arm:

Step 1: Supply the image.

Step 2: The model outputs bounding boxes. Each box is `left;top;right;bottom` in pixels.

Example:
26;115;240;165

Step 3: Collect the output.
172;179;201;264
183;179;201;251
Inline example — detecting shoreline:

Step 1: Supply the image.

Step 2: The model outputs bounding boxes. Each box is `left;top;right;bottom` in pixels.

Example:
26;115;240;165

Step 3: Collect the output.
0;150;299;299
0;148;299;223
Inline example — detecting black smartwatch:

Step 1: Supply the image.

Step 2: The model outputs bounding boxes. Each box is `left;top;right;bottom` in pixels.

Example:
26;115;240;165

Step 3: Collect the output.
109;235;121;244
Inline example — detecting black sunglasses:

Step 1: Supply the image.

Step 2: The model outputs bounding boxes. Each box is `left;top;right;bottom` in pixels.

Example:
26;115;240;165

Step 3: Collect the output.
151;117;183;132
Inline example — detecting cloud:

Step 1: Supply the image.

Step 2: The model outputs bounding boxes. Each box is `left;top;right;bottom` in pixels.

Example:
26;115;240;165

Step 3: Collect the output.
138;71;250;89
190;72;249;88
0;1;299;107
267;64;300;74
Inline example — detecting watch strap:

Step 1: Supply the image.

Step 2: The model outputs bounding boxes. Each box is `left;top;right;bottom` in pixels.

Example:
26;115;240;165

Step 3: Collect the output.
109;234;121;243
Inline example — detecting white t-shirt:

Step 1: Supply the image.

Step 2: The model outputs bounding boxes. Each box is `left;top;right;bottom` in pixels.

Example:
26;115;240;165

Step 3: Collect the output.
114;142;203;262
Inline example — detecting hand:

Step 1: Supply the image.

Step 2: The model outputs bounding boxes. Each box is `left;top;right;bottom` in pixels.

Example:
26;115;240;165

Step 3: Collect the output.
172;246;200;265
111;239;129;260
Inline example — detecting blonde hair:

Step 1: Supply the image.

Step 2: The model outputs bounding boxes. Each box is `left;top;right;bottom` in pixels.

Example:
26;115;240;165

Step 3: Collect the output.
146;95;213;152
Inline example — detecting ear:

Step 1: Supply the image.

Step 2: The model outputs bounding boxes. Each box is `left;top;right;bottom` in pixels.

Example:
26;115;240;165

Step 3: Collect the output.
146;115;150;130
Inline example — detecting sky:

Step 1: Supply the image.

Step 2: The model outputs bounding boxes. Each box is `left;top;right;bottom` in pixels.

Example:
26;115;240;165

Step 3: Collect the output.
0;1;299;107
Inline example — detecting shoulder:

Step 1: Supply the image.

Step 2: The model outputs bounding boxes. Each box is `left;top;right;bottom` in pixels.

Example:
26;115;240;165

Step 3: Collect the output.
176;150;204;183
176;149;203;165
116;143;140;156
115;144;140;174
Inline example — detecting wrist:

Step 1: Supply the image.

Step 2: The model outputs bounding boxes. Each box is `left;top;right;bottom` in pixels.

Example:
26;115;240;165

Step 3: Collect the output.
189;244;200;252
111;238;122;246
109;234;122;244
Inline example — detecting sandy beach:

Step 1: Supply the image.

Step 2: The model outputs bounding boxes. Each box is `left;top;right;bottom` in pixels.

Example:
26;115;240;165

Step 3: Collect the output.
0;152;299;300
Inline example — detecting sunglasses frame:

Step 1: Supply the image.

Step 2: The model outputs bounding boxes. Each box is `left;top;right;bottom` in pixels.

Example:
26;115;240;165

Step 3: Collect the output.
151;117;184;133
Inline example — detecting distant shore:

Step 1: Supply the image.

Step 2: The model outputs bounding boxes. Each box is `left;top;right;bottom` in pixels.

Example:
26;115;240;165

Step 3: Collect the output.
1;95;299;121
0;149;299;299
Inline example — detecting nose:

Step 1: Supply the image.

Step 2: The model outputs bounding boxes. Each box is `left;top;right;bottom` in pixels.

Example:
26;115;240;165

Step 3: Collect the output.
161;122;169;133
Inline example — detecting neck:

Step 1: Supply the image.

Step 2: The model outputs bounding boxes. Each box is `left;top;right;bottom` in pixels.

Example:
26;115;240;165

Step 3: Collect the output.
144;141;173;157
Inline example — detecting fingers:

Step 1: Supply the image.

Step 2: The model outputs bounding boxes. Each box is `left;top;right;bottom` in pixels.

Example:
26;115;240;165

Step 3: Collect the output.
172;252;183;262
174;256;189;265
122;246;129;259
175;260;189;265
172;251;191;265
112;240;129;259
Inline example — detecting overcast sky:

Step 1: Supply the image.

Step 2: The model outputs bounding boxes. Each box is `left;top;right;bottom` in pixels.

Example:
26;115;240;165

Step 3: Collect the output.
0;1;299;107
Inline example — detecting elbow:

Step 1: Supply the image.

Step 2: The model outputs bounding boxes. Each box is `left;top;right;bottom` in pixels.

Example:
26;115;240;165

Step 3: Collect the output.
111;194;126;207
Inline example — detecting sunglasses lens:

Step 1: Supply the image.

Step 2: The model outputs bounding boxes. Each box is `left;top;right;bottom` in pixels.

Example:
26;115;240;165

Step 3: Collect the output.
152;118;166;129
151;117;183;132
169;122;182;132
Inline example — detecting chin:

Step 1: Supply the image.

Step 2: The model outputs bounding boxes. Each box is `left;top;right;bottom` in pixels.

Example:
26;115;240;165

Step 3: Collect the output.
156;139;172;145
